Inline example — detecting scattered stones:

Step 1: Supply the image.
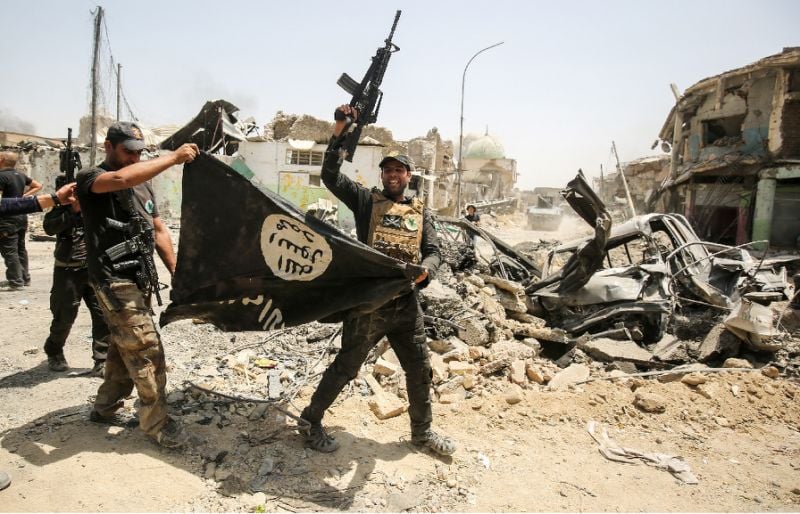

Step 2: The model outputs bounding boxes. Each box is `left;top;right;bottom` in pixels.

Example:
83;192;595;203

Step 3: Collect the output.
547;364;590;390
633;391;667;413
509;360;526;385
448;361;477;376
723;358;753;369
579;338;653;364
505;385;524;405
480;358;511;376
761;366;780;379
459;318;491;347
373;358;400;377
681;373;707;386
364;374;407;420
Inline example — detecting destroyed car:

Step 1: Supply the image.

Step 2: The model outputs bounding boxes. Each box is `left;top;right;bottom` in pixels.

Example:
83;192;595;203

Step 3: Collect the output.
435;216;541;282
527;173;796;345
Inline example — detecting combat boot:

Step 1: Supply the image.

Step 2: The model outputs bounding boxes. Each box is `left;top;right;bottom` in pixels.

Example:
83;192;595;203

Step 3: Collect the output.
412;429;456;456
299;421;340;453
47;354;68;372
154;418;190;449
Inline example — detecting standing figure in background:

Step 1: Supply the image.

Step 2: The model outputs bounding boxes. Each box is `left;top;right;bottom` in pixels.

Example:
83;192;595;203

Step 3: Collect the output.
42;193;110;375
464;204;480;225
0;151;42;290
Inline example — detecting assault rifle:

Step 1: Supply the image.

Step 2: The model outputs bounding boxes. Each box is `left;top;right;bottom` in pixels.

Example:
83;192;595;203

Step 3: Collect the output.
330;10;401;163
104;191;163;306
56;128;81;188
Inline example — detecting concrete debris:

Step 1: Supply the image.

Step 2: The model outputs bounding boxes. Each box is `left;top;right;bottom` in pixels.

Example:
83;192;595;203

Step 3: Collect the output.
651;334;687;362
373;358;400;377
364;374;407;420
722;358;754;369
578;338;654;364
633;392;667;413
761;366;780;379
680;373;707;386
547;364;590;390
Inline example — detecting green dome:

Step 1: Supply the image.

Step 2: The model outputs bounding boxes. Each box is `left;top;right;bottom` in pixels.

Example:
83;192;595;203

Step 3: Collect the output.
464;134;505;159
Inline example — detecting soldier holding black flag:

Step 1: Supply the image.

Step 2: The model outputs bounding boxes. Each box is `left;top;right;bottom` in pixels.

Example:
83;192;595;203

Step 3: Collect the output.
76;121;199;448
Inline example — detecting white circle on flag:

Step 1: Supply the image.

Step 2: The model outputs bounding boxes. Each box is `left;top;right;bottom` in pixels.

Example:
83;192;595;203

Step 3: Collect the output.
260;214;331;281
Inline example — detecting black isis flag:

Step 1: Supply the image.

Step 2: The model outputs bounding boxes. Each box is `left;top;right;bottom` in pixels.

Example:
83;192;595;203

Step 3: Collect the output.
160;153;421;331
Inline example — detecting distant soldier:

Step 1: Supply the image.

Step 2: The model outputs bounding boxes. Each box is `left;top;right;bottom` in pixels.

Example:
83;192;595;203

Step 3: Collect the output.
42;193;110;375
0;151;42;290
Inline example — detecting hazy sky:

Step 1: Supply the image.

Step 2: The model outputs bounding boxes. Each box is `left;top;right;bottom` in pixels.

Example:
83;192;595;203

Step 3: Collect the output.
2;0;798;188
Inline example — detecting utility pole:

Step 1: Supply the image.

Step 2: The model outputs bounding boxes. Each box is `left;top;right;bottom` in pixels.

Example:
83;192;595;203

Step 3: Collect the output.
599;163;605;202
89;6;103;166
116;63;122;121
611;141;636;218
457;41;504;215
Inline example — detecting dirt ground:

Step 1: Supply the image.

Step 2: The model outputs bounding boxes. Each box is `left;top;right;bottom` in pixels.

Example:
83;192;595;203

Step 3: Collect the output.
2;220;800;512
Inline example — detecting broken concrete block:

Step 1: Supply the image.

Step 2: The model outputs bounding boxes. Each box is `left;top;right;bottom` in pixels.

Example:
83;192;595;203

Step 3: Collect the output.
509;360;526;385
680;373;707;386
373;358;400;377
435;375;465;396
579;338;653;364
459;318;491;347
609;361;638;375
722;358;753;369
697;324;740;362
448;361;477;376
651;334;688;362
462;373;476;390
525;326;570;343
480;358;511;376
468;346;490;361
428;338;455;354
505;384;524;405
248;403;269;421
364;374;407;420
381;348;401;366
695;383;716;399
521;338;542;356
430;353;448;384
525;361;546;384
463;274;485;288
506;311;547;327
491;339;538;360
479;273;526;295
494;288;528;314
419;279;464;318
267;369;282;400
633;392;667;413
547;364;590;390
368;394;407;420
479;293;507;325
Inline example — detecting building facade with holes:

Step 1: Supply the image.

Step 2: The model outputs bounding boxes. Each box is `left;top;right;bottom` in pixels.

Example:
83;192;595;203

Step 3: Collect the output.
655;47;800;247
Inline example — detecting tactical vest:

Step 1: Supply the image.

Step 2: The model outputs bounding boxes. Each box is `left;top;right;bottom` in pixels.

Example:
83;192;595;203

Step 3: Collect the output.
367;192;424;264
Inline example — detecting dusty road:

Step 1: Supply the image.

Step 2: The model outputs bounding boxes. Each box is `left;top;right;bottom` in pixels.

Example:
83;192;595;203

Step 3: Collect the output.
1;225;800;512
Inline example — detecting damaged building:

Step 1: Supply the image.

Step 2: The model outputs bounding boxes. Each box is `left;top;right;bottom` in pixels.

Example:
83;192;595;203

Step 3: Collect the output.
458;132;518;212
655;47;800;247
